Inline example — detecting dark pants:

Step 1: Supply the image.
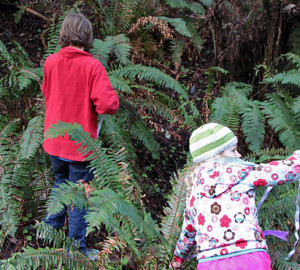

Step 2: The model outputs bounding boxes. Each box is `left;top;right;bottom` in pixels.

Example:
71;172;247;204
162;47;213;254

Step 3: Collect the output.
44;155;94;254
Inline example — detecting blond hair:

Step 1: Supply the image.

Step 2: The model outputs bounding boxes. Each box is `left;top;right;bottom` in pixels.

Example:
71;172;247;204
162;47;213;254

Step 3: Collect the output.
59;13;93;51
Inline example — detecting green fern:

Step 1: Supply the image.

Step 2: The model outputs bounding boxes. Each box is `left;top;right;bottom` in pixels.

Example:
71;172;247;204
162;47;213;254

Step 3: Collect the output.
36;221;80;250
91;35;132;67
241;100;265;153
0;116;46;238
158;16;192;38
0;246;97;270
263;69;300;88
262;93;300;149
108;64;189;99
165;0;205;16
159;171;187;264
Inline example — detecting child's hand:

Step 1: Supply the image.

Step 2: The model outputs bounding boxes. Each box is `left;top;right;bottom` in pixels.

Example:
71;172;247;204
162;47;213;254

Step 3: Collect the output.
169;260;183;269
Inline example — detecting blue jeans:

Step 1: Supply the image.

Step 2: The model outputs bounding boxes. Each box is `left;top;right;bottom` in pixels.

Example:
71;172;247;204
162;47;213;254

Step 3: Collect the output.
44;155;94;254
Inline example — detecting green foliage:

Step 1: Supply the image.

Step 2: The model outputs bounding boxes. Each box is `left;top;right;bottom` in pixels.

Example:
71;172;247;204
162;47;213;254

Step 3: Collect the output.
264;69;300;88
159;172;187;264
165;0;205;16
0;247;97;270
0;116;47;239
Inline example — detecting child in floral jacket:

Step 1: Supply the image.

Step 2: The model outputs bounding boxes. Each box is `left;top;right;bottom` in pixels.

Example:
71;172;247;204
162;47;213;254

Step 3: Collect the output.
171;123;300;270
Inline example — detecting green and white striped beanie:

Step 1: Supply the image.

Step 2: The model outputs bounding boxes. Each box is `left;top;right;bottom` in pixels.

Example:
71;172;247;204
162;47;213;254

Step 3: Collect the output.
189;123;238;163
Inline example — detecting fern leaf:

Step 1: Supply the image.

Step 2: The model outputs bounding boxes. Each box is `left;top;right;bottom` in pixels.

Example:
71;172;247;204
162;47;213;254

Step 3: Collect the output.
108;64;189;99
264;69;300;88
241;100;265;152
158;16;192;38
19;115;43;159
91;38;115;67
159;172;187;263
170;39;184;70
262;94;300;149
1;247;97;270
165;0;205;16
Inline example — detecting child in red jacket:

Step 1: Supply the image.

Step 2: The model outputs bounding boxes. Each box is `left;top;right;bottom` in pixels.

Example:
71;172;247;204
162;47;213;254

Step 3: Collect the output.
170;123;300;269
41;13;119;255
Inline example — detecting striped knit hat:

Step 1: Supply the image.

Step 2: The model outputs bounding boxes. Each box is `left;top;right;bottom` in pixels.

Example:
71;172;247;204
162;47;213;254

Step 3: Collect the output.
189;123;238;163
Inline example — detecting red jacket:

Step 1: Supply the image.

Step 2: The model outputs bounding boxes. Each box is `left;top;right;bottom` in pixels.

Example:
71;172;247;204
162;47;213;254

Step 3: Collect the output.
41;46;119;161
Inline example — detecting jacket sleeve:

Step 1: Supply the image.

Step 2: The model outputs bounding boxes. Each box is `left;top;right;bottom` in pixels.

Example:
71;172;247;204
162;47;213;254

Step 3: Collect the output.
90;62;119;115
246;150;300;188
173;208;197;263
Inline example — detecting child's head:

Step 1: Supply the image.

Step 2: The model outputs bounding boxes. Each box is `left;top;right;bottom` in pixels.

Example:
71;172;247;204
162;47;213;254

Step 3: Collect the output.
59;13;93;51
189;123;240;163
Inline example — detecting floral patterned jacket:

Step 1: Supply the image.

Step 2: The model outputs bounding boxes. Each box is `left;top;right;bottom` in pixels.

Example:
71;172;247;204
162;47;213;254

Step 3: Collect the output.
174;151;300;263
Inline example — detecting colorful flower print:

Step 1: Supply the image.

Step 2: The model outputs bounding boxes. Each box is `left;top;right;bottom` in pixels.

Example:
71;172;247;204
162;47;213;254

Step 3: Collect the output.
244;207;250;215
223;229;235;241
234;212;246;223
230;191;241;201
283;159;294;166
207;225;213;232
263;166;272;173
238;169;249;179
246;190;254;198
209;185;216;196
220;215;231;228
271;173;279;180
209;237;219;247
243;196;249;205
286;171;296;181
220;248;229;255
235;238;247;249
292;164;300;173
269;161;279;166
211;202;222;215
226;167;232;173
253;178;267;186
209;171;220;179
254;165;263;171
186;224;195;232
277;180;285;185
190;196;195;207
198;213;205;225
192;207;197;217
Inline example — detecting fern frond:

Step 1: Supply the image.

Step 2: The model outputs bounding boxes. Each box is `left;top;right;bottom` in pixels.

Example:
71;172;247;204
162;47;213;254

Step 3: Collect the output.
45;121;130;191
159;172;187;263
91;38;116;67
158;16;192;38
241;100;265;152
263;69;300;88
108;64;189;99
210;95;240;132
108;34;132;66
108;75;132;93
91;35;132;67
36;221;79;250
1;246;97;270
165;0;205;16
19;115;43;159
188;23;203;53
170;39;184;70
272;255;300;270
86;188;162;258
0;40;13;64
46;181;88;216
262;94;300;149
292;95;300;114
